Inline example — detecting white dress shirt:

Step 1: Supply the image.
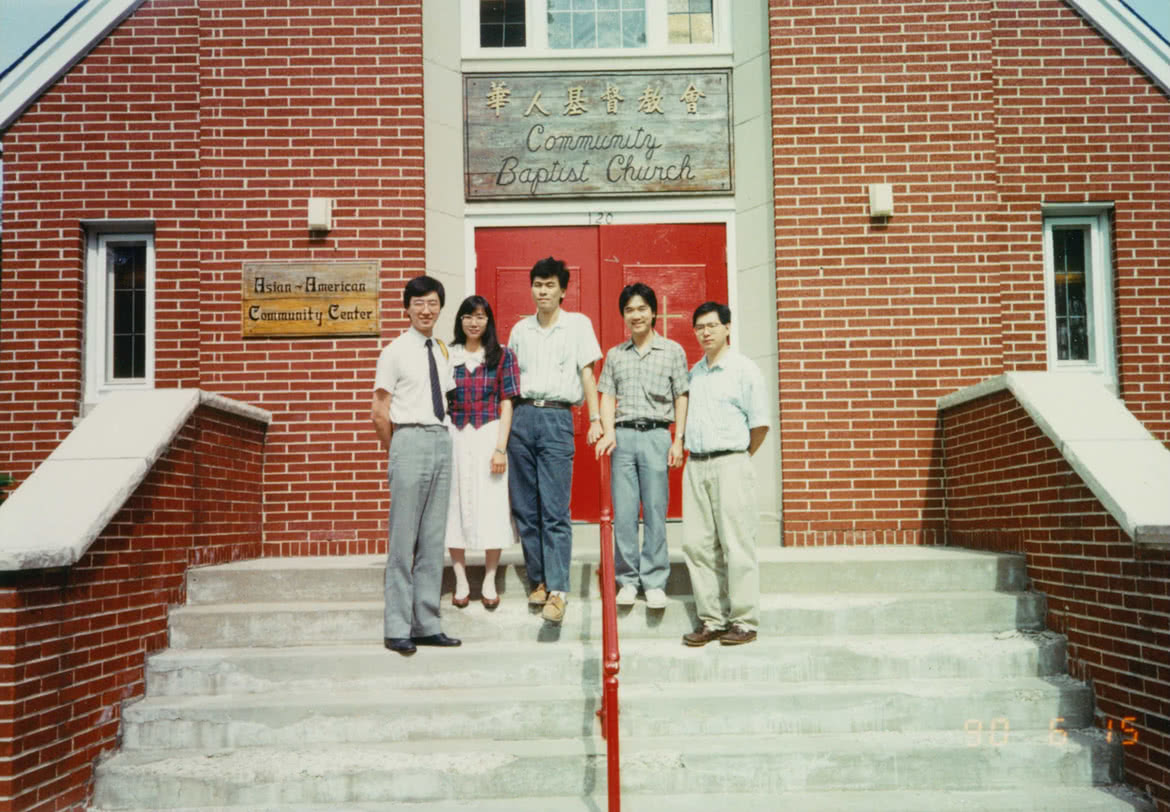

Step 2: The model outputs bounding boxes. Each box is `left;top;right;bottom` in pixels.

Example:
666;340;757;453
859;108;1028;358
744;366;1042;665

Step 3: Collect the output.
373;327;456;425
507;310;601;405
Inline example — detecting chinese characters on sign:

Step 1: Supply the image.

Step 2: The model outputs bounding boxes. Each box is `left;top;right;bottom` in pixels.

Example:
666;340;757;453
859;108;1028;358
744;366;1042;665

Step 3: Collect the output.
241;261;380;338
464;70;733;199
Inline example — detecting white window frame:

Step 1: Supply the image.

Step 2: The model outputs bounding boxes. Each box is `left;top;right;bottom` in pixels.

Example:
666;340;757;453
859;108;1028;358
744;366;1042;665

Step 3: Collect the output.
1041;206;1116;390
461;0;732;61
83;226;156;406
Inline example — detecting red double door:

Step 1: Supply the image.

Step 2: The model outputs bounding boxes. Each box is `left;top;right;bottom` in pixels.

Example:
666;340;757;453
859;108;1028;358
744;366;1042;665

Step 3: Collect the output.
475;223;728;522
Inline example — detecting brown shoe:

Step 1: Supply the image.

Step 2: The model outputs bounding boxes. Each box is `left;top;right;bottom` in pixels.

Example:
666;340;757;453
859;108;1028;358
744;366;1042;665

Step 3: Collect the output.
682;624;726;647
528;584;548;605
719;625;757;646
541;594;566;623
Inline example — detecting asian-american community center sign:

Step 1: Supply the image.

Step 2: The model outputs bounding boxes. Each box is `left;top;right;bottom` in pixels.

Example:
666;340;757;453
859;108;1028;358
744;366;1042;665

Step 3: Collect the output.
464;70;734;199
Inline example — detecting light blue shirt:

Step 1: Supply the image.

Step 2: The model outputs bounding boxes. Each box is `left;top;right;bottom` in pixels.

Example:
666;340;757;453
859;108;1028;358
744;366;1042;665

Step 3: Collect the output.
684;348;768;454
507;310;602;405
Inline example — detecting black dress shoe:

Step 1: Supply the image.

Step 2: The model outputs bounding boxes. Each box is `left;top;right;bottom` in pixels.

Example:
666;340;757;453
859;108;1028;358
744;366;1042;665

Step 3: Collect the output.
411;633;462;647
384;637;417;656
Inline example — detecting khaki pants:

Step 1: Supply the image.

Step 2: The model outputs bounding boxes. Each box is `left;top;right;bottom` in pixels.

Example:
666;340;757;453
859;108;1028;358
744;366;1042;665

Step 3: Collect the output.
682;451;760;632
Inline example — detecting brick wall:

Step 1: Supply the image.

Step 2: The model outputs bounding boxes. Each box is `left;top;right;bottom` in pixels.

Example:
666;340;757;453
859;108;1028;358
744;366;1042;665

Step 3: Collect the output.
0;0;423;556
0;0;202;484
194;0;422;556
0;404;265;812
770;1;1170;546
942;389;1170;809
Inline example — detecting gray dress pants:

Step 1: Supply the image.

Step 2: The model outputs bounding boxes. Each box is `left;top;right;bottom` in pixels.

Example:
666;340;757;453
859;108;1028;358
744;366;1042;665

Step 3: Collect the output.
384;425;452;639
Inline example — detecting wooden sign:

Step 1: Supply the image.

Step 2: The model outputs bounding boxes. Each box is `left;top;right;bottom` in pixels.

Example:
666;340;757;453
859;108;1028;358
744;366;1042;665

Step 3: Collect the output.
241;261;379;338
464;70;733;199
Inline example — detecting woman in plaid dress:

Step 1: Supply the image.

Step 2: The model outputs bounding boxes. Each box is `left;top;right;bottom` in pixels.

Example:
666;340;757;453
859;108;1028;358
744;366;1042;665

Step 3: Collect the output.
445;296;521;609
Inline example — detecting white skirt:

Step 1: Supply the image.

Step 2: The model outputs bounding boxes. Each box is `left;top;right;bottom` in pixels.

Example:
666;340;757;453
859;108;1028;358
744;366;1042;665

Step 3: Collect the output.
445;419;517;551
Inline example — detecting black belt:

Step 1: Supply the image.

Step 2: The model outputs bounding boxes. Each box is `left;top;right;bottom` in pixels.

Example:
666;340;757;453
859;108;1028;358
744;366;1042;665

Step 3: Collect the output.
688;448;745;461
515;398;572;410
616;419;672;431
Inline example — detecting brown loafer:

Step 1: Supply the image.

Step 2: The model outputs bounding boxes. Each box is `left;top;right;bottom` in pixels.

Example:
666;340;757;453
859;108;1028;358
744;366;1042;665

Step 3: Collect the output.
452;593;470;608
719;625;757;646
528;584;548;605
541;594;566;623
682;624;726;647
481;594;500;610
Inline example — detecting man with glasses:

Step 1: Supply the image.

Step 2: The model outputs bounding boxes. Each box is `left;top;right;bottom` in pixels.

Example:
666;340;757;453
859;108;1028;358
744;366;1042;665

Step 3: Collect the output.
680;301;769;647
371;275;462;656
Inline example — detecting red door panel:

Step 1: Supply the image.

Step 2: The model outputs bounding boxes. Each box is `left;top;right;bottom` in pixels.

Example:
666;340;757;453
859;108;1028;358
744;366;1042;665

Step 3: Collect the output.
598;223;728;519
475;227;603;521
475;223;727;522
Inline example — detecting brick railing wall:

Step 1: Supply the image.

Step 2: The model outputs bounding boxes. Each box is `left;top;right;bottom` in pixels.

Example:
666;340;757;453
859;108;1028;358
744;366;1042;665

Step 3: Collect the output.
941;389;1170;809
0;405;265;812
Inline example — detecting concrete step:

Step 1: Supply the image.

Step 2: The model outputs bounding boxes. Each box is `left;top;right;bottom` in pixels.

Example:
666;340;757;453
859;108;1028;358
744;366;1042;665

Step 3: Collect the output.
167;590;1045;648
119;676;1093;750
145;631;1069;696
89;786;1155;812
91;729;1124;808
184;546;1028;604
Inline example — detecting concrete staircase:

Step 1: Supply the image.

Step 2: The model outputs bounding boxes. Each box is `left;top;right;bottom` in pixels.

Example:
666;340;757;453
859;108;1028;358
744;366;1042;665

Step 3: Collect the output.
91;545;1152;811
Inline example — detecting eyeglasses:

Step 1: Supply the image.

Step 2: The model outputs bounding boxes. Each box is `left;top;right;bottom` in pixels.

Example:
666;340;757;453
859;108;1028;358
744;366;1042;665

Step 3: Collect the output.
693;322;724;334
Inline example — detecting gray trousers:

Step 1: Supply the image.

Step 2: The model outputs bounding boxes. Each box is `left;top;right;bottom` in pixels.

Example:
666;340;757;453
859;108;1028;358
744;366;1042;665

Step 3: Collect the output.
384;425;452;639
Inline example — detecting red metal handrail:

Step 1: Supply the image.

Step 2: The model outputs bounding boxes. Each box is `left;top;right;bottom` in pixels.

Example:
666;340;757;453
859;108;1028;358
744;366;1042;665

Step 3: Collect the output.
596;461;621;812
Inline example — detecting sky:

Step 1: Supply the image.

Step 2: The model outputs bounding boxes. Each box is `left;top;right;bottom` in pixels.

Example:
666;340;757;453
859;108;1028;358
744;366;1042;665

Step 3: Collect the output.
2;0;1170;78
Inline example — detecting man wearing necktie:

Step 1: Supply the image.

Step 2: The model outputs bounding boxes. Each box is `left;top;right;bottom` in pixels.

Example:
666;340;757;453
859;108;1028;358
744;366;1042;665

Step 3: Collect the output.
372;275;462;656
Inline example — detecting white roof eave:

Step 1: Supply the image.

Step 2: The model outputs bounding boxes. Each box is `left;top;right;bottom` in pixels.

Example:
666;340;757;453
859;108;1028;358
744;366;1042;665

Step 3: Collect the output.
0;0;145;134
1066;0;1170;98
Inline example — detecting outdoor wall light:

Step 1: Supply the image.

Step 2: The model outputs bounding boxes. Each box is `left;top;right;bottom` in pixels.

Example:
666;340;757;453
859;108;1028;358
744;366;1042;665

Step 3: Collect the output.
308;197;334;233
868;183;894;218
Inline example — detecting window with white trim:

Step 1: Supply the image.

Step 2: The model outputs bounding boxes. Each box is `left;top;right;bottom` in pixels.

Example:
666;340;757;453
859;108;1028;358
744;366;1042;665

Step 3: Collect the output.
84;229;155;404
464;0;729;57
1042;209;1116;387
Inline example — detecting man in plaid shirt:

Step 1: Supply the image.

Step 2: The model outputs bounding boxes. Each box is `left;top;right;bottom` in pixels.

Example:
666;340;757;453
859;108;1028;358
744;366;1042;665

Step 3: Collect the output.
595;282;689;610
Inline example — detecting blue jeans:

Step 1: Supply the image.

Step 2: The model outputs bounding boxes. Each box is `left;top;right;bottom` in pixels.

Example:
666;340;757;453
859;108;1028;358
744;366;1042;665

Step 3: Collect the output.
611;427;671;591
384;425;452;639
508;404;575;593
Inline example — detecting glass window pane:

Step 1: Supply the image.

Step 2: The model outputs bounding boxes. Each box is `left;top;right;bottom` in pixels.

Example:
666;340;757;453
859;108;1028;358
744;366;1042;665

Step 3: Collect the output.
481;24;503;47
573;0;595;9
548;11;571;47
503;23;525;46
622;11;645;46
482;0;504;22
572;12;596;47
549;0;571;9
113;335;134;378
481;0;524;47
1051;226;1091;362
597;10;621;47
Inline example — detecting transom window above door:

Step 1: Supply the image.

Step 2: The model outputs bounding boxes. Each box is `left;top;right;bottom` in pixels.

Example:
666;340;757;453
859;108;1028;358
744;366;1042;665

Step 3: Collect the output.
464;0;730;58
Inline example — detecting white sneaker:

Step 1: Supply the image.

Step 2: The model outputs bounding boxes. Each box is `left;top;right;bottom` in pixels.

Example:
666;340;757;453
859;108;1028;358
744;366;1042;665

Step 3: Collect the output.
615;584;637;606
644;588;668;609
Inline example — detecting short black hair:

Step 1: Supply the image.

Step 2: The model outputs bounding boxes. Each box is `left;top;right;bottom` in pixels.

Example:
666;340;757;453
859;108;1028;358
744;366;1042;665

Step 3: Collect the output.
692;301;731;327
619;282;658;327
530;257;570;290
403;275;445;309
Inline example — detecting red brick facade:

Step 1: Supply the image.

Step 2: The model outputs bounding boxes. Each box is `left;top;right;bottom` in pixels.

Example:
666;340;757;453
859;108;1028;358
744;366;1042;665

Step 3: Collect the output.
0;0;423;556
0;405;265;811
942;388;1170;809
772;1;1170;546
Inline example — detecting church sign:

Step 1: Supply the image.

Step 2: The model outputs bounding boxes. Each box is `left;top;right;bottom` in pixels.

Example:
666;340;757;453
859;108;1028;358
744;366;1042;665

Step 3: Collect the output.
242;261;379;338
464;70;733;199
